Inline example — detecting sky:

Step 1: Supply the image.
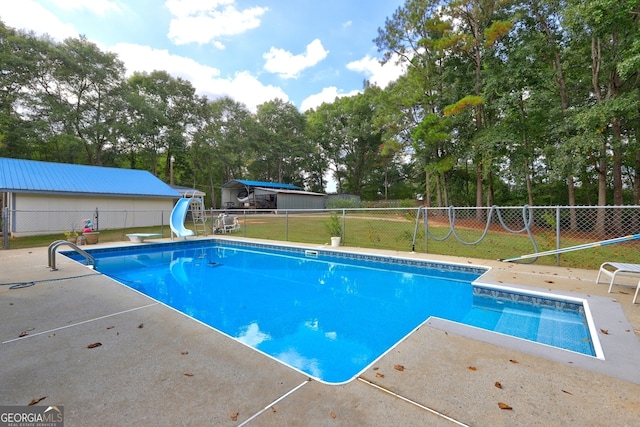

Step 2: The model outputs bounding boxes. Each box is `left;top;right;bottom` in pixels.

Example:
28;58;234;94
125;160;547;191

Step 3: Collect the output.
0;0;407;113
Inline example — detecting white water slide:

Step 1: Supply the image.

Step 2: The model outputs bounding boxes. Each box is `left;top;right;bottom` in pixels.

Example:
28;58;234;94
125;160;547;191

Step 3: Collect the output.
170;198;195;239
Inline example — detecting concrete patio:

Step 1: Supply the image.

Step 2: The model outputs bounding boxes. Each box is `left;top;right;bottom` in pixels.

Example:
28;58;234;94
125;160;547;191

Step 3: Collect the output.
1;239;640;426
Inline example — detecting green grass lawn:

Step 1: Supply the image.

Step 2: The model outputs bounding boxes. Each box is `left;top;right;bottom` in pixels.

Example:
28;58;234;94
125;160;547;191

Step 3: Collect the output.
5;213;638;271
6;226;172;250
238;213;639;270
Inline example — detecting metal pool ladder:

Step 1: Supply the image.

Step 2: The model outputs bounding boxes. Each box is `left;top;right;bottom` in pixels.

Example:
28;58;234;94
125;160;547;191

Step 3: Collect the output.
48;240;96;271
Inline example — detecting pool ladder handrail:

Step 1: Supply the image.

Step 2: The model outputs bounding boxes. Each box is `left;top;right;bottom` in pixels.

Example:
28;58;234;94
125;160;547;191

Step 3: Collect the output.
48;240;96;271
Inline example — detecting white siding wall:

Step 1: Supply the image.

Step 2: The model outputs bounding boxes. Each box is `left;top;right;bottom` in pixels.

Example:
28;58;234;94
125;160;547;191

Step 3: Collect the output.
10;193;175;236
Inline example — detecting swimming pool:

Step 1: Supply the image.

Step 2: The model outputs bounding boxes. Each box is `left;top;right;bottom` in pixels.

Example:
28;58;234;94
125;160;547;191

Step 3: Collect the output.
63;240;599;383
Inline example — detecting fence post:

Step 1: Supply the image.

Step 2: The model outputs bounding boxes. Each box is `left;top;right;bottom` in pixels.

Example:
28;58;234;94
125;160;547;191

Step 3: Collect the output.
341;209;346;242
411;207;421;253
285;210;289;241
424;207;428;254
2;207;8;249
555;206;561;266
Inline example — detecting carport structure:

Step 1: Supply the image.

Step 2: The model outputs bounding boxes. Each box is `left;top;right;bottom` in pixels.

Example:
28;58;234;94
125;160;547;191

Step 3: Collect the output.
221;179;326;210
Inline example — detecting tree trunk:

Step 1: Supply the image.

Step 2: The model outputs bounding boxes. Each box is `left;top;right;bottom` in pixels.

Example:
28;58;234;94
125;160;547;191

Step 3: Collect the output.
475;161;483;221
531;1;574;215
592;36;607;237
436;173;443;208
525;160;534;206
567;176;577;231
611;119;624;234
425;170;431;207
209;174;216;209
634;148;640;204
443;174;450;207
633;146;640;234
486;170;494;207
596;155;607;236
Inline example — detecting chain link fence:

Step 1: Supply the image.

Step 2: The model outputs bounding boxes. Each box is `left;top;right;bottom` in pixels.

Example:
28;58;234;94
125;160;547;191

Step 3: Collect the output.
3;205;639;270
1;207;173;246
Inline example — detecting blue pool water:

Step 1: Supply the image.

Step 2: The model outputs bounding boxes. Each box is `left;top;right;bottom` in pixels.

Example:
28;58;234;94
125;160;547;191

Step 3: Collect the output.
64;240;596;383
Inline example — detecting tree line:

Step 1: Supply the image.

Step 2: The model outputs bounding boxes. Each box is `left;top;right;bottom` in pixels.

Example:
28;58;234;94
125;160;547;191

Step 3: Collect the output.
1;0;639;210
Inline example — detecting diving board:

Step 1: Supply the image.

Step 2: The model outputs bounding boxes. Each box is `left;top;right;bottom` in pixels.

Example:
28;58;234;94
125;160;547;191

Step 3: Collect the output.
170;198;195;239
126;233;162;243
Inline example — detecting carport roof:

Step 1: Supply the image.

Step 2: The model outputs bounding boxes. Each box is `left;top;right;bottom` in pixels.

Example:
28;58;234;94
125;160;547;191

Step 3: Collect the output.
254;188;326;196
0;157;181;198
222;179;300;190
171;185;206;197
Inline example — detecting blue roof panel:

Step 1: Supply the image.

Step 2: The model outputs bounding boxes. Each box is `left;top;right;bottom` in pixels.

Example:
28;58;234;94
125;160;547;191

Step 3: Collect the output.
0;158;181;198
222;179;300;190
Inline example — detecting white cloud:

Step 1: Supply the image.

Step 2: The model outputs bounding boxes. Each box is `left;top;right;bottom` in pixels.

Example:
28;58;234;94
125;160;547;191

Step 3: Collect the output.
212;71;289;112
0;0;286;114
110;43;287;113
49;0;122;15
0;0;404;116
300;86;360;112
166;0;268;47
347;53;406;89
0;0;78;40
109;42;221;80
263;39;329;79
300;51;406;112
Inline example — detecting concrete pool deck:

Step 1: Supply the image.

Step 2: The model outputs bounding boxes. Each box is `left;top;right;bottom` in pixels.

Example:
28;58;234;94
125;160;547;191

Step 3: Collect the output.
1;237;640;426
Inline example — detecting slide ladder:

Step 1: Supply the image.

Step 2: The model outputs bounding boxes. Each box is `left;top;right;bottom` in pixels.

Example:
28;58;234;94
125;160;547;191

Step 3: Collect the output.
189;192;207;236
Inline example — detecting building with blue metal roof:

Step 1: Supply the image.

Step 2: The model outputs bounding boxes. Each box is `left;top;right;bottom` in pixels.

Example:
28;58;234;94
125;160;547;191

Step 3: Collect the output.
0;157;182;237
221;179;326;210
0;158;181;197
